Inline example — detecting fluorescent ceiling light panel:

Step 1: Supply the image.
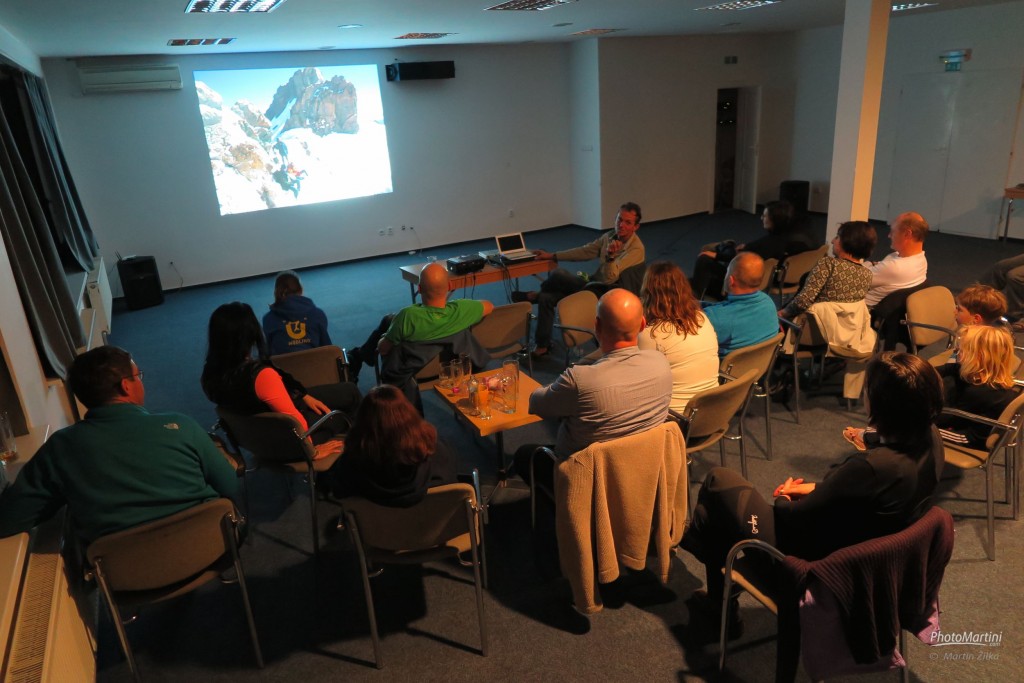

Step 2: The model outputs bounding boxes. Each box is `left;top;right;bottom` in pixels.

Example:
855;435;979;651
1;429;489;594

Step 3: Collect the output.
695;0;782;10
891;2;938;10
184;0;288;13
394;33;456;40
485;0;577;11
571;28;623;36
168;38;236;46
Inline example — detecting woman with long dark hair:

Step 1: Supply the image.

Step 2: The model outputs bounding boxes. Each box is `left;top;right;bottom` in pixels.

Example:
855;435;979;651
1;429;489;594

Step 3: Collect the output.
637;261;719;411
681;352;945;636
691;200;816;299
330;385;456;506
201;302;360;452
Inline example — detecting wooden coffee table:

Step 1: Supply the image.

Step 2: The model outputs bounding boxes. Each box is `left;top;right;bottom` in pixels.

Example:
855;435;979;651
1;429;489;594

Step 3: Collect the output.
435;368;543;515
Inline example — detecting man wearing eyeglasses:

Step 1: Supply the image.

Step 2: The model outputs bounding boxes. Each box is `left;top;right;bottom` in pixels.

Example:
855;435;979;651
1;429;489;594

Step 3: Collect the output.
0;345;239;545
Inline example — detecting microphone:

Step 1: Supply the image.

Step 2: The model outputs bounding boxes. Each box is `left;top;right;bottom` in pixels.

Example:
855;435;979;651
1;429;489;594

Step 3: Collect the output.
606;233;623;262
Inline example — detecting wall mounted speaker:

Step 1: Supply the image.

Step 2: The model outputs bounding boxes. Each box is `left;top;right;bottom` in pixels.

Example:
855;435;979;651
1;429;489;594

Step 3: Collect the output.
385;61;455;82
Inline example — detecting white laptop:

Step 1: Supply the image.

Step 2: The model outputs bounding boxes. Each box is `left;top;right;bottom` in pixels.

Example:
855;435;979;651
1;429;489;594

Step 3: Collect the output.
488;232;535;263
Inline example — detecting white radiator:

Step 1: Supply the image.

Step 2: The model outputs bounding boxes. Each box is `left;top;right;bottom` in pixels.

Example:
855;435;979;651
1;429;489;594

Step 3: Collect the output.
83;258;111;350
2;521;95;683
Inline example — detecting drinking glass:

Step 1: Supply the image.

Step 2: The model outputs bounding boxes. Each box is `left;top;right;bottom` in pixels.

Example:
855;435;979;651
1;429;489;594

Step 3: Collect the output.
460;352;473;378
475;385;492;420
449;361;464;394
438;362;452;389
0;412;16;462
500;359;519;413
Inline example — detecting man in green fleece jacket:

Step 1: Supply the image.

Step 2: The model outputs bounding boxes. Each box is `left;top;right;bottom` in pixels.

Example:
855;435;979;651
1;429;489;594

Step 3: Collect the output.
0;346;239;544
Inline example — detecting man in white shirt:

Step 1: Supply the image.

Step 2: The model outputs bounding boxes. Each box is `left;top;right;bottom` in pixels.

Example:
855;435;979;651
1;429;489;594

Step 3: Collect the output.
864;212;929;308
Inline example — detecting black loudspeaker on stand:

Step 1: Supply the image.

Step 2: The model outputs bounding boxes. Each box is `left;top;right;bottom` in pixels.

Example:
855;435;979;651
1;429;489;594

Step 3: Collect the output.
117;256;164;310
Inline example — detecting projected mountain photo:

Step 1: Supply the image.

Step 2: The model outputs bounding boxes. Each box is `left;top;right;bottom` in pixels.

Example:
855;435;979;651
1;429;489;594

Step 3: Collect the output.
194;64;392;216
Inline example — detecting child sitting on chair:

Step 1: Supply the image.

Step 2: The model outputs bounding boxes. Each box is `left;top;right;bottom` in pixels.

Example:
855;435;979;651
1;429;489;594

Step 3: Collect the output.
845;324;1019;450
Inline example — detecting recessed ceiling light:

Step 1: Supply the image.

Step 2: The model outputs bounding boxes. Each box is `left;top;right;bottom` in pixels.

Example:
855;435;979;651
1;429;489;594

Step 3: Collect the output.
891;2;938;11
167;37;236;46
695;0;783;10
485;0;577;11
552;22;573;27
184;0;288;13
571;28;623;36
394;33;456;40
337;24;363;29
318;46;336;50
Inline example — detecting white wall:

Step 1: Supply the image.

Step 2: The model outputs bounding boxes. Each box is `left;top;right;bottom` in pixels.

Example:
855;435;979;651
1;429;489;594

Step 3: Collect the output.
42;43;573;289
568;40;602;230
787;25;842;213
594;34;797;227
871;2;1024;226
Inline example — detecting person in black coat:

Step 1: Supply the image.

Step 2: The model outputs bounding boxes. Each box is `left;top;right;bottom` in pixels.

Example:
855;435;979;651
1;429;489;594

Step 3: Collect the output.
681;352;945;639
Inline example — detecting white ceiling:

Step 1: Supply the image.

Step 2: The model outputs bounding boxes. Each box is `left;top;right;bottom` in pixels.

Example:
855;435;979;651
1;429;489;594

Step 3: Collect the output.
0;0;1017;59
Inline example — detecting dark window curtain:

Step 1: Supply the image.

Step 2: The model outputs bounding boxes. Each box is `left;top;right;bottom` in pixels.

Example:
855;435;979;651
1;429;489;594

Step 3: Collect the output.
0;66;99;379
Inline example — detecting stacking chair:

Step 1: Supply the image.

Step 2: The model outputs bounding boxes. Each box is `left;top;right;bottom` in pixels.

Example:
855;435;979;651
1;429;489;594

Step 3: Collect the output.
759;257;779;292
526;423;688;612
270;344;351;386
773;316;805;423
471;301;533;374
340;481;488;669
719;506;955;682
216;407;345;557
720;332;785;462
553;289;599;367
774;245;827;306
85;499;263;681
939;389;1024;560
903;286;957;359
672;368;760;478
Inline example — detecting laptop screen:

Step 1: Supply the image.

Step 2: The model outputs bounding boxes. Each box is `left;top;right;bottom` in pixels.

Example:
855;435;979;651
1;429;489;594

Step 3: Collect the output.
496;233;525;253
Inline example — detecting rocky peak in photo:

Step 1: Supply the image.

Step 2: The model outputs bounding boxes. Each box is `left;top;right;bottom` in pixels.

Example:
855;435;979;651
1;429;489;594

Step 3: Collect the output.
265;67;359;137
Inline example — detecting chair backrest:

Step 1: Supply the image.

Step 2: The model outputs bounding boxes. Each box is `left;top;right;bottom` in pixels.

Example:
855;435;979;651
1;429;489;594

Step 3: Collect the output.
779;245;828;288
471;302;531;357
341;483;477;552
684;368;760;439
215;407;313;465
905;286;956;351
983;388;1024;451
720;332;784;381
788;505;955;678
269;345;344;388
86;498;235;592
557;290;599;349
759;258;779;291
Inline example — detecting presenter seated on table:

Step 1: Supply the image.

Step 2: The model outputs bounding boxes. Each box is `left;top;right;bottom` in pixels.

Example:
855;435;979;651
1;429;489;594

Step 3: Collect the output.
0;346;239;545
511;201;645;359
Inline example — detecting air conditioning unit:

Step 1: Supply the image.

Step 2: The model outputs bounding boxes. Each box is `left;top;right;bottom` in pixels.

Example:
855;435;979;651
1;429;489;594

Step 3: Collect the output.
77;64;182;94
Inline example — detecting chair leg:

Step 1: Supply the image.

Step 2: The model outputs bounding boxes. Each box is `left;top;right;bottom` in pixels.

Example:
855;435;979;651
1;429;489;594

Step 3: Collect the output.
763;393;773;461
792;354;801;424
223;516;264;668
986;462;996;561
94;565;142;683
719;439;727;469
719;570;736;672
307;467;320;558
347;515;384;668
900;629;909;683
466;501;489;656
